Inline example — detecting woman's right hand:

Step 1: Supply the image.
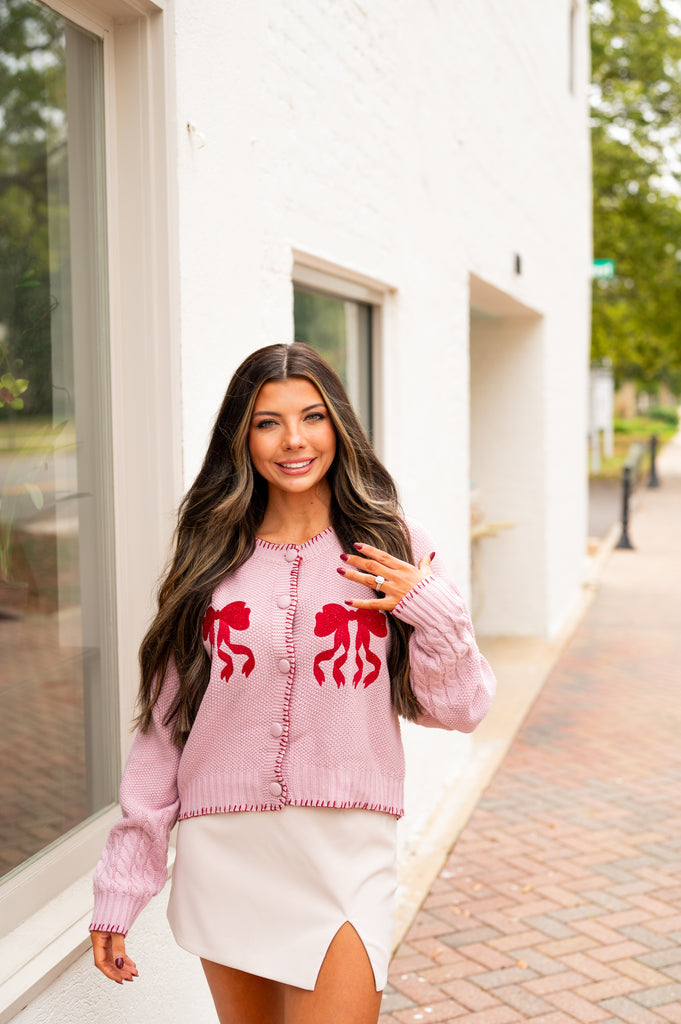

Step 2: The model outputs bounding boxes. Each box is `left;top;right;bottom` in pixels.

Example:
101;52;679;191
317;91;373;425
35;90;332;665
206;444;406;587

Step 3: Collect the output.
90;930;138;984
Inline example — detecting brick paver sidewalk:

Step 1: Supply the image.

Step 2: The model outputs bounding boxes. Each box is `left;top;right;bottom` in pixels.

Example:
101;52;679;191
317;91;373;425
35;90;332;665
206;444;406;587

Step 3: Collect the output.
380;439;681;1024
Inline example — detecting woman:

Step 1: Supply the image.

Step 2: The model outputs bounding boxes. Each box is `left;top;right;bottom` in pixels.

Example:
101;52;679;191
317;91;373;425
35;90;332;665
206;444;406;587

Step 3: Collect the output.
90;342;496;1024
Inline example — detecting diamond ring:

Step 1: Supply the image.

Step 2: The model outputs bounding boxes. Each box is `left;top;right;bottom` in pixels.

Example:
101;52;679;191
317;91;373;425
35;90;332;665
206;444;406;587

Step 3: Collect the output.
374;575;386;593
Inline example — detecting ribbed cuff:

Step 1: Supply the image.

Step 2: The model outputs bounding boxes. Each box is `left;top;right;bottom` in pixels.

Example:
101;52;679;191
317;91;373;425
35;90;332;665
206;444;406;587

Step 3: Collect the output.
89;890;150;936
393;576;473;644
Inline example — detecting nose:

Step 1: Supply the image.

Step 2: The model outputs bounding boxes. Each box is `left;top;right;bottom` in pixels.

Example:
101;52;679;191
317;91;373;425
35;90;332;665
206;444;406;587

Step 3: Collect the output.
282;422;304;448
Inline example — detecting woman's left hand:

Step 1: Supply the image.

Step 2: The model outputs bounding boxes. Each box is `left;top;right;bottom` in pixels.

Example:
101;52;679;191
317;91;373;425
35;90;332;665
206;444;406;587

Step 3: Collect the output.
338;543;435;612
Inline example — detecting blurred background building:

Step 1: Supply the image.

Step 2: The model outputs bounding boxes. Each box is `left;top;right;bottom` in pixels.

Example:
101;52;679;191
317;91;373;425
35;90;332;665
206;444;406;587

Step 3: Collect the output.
0;1;591;1020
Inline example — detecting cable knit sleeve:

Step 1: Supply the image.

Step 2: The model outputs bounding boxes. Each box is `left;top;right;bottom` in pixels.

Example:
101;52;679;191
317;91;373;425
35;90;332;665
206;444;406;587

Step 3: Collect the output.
391;520;496;732
89;659;182;936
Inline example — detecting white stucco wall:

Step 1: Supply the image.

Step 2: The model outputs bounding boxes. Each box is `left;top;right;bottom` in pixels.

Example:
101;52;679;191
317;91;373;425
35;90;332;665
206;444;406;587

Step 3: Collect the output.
7;1;591;1021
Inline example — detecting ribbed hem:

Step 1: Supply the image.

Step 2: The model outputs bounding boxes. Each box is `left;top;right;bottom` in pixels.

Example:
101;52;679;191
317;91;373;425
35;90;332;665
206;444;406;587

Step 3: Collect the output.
287;765;404;818
177;766;405;820
178;769;284;816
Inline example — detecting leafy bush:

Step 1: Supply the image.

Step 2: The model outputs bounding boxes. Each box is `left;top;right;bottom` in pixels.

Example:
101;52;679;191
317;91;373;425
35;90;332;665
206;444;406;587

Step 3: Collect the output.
648;406;679;427
614;415;677;436
593;413;677;479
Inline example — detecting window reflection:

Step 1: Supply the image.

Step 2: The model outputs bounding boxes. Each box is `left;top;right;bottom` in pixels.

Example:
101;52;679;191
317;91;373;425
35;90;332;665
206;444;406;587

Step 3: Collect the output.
0;0;117;880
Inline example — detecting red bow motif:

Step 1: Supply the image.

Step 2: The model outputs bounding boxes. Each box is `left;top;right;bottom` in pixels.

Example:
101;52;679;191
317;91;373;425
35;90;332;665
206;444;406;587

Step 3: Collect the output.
203;601;255;683
313;603;387;689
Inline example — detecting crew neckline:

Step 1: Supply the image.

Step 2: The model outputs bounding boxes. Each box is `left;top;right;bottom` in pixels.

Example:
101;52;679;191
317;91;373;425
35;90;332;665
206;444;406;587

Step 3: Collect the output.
255;525;336;552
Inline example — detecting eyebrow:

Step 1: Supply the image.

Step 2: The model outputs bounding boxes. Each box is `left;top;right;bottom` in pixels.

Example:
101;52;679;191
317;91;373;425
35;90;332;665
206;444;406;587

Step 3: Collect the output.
252;403;326;417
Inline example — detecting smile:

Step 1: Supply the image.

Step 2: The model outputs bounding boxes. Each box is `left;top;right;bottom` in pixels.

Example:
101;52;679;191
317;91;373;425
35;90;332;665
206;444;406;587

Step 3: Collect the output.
277;459;315;471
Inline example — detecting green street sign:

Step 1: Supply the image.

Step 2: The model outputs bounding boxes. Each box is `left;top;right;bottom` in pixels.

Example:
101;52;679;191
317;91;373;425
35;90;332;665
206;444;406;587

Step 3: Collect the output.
593;259;615;279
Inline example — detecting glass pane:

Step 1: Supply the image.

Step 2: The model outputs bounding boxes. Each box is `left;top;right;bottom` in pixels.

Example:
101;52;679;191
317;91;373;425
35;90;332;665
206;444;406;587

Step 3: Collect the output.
0;0;118;882
293;287;372;433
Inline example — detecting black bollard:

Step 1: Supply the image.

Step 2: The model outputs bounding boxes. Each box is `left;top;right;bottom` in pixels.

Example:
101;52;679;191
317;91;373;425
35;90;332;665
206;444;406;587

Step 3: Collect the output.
647;434;660;488
616;464;635;549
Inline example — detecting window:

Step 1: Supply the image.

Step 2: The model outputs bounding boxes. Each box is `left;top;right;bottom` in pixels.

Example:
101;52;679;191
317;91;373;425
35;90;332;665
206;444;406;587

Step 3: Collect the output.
0;0;177;1010
0;3;178;974
292;252;394;444
294;288;373;432
0;0;118;886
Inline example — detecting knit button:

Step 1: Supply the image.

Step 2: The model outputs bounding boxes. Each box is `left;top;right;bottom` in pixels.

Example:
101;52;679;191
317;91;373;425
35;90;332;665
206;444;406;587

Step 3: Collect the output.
277;595;291;609
278;658;290;674
284;549;298;562
270;781;282;797
270;722;283;738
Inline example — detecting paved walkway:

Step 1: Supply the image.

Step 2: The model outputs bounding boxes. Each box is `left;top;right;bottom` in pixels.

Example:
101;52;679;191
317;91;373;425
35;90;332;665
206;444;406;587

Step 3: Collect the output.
380;434;681;1024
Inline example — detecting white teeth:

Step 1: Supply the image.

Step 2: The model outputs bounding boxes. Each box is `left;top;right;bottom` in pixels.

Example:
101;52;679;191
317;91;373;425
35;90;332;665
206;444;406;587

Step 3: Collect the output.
280;460;312;469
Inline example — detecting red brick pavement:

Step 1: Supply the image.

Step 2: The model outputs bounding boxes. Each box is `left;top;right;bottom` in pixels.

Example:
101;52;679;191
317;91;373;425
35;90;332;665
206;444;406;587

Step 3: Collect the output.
380;447;681;1023
0;610;88;876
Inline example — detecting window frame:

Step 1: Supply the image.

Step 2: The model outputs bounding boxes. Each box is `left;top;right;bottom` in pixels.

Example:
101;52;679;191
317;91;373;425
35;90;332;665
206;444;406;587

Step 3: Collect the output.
0;0;181;1013
568;0;579;95
291;250;394;456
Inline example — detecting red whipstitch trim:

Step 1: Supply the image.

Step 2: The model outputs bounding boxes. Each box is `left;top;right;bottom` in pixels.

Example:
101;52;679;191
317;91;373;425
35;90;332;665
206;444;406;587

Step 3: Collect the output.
91;921;130;935
255;527;333;552
272;552;301;802
293;797;402;816
179;801;274;819
177;797;403;819
393;574;435;611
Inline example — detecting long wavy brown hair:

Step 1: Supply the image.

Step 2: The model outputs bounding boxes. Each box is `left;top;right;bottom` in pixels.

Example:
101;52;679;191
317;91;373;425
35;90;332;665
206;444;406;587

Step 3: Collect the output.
136;342;422;746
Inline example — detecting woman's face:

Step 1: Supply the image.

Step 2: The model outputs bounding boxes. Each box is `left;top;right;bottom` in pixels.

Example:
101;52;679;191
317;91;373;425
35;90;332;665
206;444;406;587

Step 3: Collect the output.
248;377;337;499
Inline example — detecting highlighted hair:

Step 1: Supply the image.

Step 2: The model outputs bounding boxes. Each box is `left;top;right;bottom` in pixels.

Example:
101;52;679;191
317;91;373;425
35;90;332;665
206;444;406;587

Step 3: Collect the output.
137;342;422;746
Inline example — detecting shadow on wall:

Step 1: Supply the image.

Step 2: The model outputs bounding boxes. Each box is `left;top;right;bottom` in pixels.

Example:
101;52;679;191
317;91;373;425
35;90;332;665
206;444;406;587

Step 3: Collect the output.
468;273;546;637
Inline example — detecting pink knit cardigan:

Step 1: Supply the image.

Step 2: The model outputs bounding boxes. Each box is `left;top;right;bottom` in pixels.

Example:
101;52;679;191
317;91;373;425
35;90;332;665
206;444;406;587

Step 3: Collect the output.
90;521;495;935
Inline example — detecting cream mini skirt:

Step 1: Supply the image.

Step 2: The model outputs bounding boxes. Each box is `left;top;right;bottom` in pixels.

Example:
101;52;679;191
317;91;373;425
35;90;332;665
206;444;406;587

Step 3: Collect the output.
166;805;398;991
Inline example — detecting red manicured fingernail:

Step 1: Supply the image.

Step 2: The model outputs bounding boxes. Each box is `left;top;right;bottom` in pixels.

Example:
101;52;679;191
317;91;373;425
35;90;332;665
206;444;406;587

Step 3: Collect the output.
339;553;349;561
344;599;355;606
115;957;124;969
353;542;363;550
336;567;346;575
430;551;436;560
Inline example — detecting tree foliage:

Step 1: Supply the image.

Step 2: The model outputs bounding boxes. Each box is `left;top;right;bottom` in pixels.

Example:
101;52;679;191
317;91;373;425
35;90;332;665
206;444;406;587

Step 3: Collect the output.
0;0;65;417
591;0;681;392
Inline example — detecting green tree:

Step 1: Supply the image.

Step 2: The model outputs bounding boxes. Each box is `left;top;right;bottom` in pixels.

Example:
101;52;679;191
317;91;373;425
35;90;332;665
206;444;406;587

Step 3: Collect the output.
590;0;681;393
0;0;65;417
